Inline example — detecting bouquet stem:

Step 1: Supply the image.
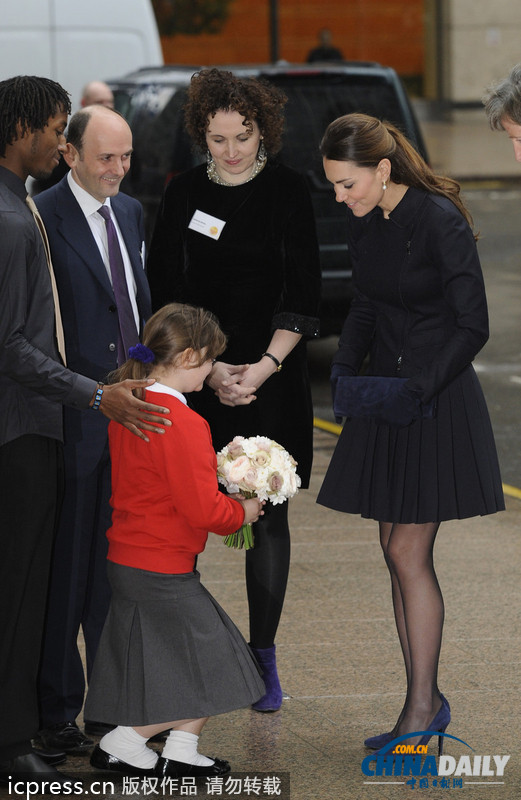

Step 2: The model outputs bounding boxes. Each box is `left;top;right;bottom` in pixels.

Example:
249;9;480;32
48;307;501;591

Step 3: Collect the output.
224;491;256;549
223;522;254;549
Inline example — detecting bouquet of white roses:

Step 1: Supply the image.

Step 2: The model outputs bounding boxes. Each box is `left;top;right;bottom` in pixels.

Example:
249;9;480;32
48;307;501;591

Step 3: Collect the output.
216;435;301;549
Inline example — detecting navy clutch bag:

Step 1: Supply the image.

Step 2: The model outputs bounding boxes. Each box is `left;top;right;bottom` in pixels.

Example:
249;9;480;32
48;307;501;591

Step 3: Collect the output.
333;376;436;427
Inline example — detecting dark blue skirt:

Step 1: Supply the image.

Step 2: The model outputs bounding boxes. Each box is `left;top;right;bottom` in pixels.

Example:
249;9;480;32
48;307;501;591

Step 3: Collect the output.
317;365;504;523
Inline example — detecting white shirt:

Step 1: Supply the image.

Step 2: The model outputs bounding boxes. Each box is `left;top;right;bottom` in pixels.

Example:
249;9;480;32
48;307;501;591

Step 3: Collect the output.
67;171;141;328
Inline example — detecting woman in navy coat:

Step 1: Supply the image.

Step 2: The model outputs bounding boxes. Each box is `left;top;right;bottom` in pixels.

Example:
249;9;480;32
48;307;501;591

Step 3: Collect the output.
317;113;504;753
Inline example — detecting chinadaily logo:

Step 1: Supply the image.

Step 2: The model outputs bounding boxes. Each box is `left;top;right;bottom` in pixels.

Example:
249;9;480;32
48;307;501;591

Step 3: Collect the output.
361;731;510;790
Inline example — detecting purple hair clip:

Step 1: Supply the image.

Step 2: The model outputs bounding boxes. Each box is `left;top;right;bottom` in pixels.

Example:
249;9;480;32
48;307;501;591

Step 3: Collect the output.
128;343;155;363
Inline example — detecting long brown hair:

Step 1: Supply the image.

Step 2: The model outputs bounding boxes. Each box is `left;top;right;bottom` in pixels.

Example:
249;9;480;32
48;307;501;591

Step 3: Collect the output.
110;303;227;384
320;112;476;234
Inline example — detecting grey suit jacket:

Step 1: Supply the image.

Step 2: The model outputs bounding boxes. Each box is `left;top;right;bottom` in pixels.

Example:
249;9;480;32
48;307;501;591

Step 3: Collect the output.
0;167;95;448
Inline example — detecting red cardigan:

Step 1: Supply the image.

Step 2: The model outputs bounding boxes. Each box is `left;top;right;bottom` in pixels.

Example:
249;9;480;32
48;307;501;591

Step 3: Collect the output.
107;389;245;574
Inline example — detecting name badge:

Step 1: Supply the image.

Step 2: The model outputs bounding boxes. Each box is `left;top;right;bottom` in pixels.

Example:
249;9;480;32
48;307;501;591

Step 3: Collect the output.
188;209;226;240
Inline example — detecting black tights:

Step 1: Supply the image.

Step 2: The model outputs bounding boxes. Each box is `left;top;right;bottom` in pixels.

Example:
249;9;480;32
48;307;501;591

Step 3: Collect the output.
379;521;444;736
246;502;290;649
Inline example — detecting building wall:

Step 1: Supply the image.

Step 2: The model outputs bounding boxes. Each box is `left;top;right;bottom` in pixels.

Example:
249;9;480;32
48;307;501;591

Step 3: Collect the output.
441;0;521;103
160;0;424;78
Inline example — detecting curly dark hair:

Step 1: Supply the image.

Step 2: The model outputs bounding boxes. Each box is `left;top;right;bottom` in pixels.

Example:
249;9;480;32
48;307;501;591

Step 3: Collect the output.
184;68;287;156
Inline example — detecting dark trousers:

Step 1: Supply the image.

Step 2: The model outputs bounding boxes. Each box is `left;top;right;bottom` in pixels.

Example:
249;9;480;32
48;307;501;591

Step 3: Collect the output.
38;439;112;726
0;435;63;760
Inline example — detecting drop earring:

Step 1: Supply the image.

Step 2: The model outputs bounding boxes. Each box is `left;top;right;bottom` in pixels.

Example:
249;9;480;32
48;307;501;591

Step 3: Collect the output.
382;180;387;190
256;140;267;165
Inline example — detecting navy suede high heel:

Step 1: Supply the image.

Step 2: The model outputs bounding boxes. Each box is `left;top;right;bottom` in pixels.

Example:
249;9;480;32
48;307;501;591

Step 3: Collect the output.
364;730;394;750
369;694;451;755
418;695;451;756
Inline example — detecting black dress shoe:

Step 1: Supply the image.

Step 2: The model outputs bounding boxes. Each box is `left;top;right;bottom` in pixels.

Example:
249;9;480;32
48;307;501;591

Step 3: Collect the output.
0;753;72;786
154;756;231;778
37;721;93;754
90;744;156;777
30;745;67;766
84;720;115;737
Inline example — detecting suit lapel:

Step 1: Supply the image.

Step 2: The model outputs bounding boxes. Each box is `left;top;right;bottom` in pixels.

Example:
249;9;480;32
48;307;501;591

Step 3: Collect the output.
53;180;151;325
54;181;114;296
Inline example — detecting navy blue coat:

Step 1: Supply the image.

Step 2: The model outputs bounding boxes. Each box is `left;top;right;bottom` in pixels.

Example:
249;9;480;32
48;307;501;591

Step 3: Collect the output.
36;176;151;462
333;187;489;404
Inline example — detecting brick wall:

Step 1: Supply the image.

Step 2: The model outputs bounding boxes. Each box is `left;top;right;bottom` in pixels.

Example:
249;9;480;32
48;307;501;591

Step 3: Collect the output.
160;0;424;78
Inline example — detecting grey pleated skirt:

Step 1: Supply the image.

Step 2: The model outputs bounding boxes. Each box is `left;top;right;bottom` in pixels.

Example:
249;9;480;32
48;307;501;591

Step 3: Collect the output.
317;365;505;524
84;563;265;726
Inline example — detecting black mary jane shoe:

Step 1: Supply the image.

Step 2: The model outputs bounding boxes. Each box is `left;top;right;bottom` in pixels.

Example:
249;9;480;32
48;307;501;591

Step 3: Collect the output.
154;756;231;779
90;744;156;777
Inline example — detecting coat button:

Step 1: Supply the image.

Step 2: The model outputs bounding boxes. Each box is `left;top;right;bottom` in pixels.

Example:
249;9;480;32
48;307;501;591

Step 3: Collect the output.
108;304;116;313
109;343;116;352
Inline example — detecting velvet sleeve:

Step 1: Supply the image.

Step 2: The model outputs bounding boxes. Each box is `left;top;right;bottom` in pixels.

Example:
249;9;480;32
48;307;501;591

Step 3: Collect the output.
271;169;321;339
146;176;189;313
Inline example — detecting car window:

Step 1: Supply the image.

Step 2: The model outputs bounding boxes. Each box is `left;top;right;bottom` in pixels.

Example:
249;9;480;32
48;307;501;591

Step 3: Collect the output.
114;85;197;198
267;72;421;183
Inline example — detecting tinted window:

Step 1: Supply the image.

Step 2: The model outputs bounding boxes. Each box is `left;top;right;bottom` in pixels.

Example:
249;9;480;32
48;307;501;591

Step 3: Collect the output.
114;85;196;203
267;72;421;182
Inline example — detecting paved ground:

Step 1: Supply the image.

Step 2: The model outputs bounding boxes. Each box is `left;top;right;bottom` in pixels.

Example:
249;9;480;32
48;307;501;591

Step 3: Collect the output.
16;425;519;800
412;101;521;183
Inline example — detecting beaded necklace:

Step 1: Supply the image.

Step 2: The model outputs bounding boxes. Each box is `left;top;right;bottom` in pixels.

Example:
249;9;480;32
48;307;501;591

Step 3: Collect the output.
206;145;267;186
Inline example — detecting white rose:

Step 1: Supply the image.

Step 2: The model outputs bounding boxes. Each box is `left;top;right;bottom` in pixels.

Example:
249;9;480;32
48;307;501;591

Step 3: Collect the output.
227;455;251;484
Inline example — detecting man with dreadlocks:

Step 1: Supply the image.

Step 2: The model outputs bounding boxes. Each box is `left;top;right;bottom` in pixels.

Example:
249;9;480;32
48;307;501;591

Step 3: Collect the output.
0;76;170;785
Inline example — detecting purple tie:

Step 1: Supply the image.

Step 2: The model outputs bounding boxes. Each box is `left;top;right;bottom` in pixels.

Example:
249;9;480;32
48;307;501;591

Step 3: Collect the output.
98;205;139;365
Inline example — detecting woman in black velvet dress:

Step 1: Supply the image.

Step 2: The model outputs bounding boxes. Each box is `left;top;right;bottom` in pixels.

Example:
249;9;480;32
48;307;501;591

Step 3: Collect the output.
146;68;321;712
317;113;504;752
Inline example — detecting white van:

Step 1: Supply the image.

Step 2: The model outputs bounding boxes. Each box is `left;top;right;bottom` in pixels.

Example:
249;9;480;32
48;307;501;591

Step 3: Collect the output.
0;0;163;107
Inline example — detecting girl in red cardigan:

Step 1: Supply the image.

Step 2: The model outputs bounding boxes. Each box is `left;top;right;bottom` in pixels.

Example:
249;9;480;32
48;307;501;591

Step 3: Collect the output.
85;303;265;780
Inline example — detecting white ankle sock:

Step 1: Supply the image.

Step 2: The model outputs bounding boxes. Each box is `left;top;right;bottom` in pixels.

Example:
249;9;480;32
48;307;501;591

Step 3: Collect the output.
161;730;214;767
100;726;158;769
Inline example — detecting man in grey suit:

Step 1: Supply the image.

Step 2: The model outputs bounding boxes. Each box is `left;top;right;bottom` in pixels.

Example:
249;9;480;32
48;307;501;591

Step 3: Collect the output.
34;105;155;753
0;77;170;786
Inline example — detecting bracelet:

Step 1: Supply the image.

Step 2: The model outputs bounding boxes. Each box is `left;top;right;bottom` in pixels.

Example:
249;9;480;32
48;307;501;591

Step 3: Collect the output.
262;352;282;372
92;383;104;411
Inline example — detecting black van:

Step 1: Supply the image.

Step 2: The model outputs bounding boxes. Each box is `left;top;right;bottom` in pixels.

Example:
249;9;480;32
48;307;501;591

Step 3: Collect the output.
109;62;428;335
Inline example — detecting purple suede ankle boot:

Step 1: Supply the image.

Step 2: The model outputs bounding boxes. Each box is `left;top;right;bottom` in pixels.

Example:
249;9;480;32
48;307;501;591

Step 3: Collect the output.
251;644;283;712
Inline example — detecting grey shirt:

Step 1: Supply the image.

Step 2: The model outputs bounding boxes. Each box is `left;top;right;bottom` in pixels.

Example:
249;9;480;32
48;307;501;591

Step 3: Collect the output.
0;166;96;447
